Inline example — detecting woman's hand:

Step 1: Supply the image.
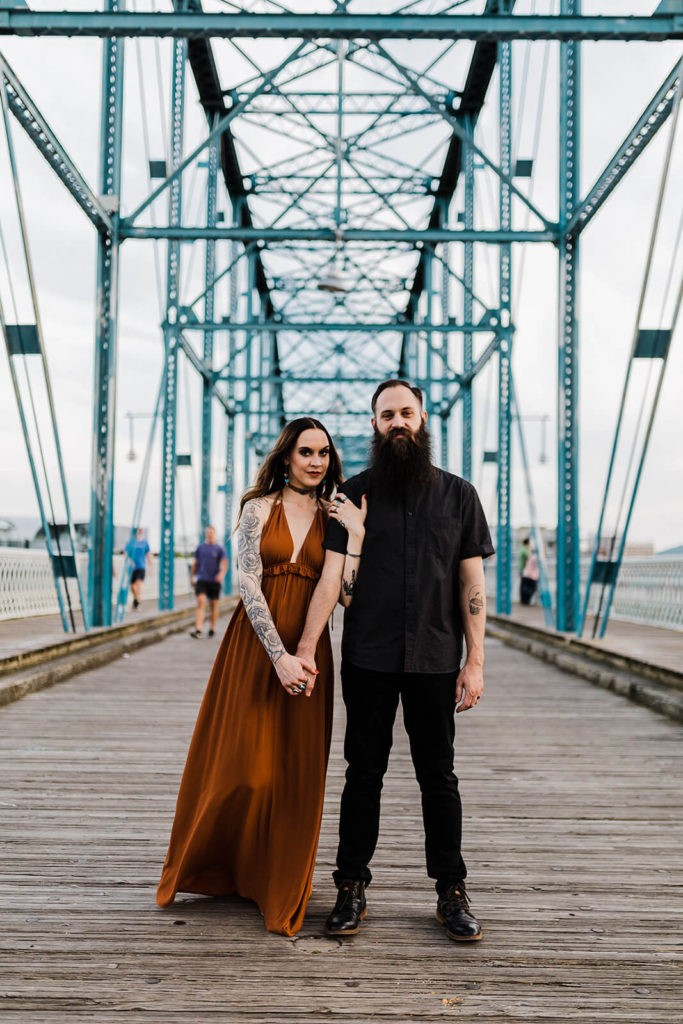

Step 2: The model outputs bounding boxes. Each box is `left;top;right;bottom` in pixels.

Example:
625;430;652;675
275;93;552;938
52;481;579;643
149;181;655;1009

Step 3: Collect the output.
274;651;312;697
329;493;367;542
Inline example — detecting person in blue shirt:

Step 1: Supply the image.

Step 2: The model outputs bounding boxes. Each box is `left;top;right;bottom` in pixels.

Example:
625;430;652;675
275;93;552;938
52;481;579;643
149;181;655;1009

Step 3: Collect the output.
125;527;152;609
190;525;228;638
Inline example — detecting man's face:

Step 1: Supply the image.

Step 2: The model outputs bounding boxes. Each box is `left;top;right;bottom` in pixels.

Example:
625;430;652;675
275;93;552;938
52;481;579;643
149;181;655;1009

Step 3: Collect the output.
205;527;216;544
372;385;426;440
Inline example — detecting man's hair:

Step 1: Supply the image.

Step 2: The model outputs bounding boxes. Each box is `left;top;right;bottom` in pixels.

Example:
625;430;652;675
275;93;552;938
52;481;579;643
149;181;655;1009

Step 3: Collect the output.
371;378;424;413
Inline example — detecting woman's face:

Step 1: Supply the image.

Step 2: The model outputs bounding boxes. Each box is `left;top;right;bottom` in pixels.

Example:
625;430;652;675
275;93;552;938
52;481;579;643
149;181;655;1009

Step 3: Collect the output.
286;428;330;491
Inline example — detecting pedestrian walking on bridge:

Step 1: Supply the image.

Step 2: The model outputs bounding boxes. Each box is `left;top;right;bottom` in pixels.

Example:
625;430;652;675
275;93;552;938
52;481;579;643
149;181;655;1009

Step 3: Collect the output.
125;527;152;610
296;379;494;943
189;526;228;638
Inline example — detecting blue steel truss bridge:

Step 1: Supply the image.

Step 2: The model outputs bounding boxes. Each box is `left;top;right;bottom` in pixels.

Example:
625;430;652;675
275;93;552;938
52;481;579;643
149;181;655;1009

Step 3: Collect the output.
0;1;681;637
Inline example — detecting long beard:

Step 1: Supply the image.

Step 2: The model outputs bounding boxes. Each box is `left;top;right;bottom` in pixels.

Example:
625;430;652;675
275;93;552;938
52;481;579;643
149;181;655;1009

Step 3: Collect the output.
369;422;436;499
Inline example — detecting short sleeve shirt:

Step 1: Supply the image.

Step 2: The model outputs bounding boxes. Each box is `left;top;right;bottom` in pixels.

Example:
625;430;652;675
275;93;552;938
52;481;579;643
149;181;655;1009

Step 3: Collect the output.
126;538;150;570
194;542;227;582
323;468;494;674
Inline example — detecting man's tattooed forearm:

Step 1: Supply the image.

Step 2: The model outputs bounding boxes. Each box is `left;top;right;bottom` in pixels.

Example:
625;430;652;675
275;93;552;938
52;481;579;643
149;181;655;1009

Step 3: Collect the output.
238;500;286;664
468;585;484;615
342;568;357;598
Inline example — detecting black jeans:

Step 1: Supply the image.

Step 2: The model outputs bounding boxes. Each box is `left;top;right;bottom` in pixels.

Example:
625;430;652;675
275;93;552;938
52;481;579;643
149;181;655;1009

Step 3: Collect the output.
333;661;467;891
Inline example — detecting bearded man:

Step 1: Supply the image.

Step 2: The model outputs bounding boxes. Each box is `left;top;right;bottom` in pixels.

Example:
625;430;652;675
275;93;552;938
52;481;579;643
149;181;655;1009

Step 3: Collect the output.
296;379;494;942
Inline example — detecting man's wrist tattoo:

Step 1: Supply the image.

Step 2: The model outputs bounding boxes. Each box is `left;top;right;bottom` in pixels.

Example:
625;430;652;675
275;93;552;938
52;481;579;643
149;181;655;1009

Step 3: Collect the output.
342;569;357;597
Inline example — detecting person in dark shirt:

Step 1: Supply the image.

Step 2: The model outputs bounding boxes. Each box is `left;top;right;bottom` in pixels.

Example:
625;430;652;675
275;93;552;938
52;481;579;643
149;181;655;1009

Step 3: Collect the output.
296;379;494;942
190;526;228;639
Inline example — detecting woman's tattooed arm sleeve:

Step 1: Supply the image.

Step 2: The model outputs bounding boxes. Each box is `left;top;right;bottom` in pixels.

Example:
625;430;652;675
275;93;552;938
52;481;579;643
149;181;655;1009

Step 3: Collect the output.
237;499;286;665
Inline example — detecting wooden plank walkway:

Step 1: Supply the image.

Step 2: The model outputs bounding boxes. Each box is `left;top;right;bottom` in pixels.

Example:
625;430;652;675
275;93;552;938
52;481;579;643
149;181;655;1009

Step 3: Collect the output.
1;600;680;672
1;623;682;1022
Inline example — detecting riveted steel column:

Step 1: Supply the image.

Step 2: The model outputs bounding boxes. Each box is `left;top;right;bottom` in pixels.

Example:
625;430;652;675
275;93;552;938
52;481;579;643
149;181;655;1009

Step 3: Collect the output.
496;26;513;615
441;233;450;470
200;125;219;536
89;0;124;626
242;246;256;490
557;0;581;631
223;240;239;595
159;37;185;610
462;114;475;481
424;241;435;426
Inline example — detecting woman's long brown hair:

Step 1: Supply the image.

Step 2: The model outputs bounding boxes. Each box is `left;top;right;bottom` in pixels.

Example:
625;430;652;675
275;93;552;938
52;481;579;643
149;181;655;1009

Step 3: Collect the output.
237;418;343;523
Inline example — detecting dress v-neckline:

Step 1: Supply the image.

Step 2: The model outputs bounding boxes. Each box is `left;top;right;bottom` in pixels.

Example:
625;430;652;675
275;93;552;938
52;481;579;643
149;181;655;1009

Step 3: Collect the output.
276;497;319;565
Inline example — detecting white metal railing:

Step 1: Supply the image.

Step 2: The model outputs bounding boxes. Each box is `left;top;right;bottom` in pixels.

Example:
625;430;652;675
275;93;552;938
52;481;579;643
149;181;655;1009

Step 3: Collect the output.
1;546;681;632
485;556;683;632
0;547;193;622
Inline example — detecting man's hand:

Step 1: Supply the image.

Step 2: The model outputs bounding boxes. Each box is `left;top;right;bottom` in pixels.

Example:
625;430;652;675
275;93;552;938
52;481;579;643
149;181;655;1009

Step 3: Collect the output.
455;659;484;713
296;645;318;698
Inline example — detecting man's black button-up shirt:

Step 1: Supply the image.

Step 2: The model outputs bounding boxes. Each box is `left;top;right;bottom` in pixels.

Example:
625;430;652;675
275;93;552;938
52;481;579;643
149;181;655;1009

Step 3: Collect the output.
323;468;495;674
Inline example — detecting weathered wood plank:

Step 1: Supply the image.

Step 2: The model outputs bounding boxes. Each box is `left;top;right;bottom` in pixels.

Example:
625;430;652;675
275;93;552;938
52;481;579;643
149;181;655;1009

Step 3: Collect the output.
0;628;682;1021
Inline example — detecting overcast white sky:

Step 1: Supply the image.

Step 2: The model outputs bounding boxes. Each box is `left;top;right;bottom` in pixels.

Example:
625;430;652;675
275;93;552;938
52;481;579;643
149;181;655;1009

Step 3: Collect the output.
0;1;681;552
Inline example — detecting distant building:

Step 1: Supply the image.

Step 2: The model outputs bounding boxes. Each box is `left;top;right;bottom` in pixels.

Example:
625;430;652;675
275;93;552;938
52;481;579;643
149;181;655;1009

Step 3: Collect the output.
585;532;655;558
0;517;26;547
0;517;149;553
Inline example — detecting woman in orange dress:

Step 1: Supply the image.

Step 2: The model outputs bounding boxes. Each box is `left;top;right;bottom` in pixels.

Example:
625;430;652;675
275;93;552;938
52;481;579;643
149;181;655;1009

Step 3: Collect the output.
156;418;345;935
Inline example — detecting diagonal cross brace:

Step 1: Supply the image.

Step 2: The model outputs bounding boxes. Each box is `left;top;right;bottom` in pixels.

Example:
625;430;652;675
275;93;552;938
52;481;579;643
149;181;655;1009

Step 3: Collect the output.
0;52;113;233
566;59;681;237
123;39;310;226
371;40;555;231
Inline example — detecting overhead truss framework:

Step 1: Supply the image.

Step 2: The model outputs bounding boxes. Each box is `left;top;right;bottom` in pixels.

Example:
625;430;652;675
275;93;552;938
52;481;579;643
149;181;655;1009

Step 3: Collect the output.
0;2;678;630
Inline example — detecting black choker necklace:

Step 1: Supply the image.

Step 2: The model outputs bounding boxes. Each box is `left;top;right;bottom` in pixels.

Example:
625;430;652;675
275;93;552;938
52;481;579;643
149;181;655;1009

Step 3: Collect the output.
285;482;317;496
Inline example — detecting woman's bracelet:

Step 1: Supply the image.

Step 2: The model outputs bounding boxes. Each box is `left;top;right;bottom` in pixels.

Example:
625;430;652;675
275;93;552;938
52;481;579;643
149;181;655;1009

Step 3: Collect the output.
346;551;362;558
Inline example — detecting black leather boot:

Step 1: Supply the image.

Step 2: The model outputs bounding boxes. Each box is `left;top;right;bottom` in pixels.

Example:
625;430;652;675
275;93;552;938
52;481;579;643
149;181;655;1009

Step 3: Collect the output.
436;882;482;941
325;880;367;936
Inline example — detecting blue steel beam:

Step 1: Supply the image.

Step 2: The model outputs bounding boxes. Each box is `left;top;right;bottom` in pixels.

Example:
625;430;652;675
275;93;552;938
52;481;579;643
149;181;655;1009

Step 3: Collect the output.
496;23;513;617
180;320;495;335
200;127;218;536
215;375;432;386
121;226;558;243
159;37;185;611
462;113;475;482
223;241;239;595
1;12;680;40
89;0;123;627
566;60;681;237
557;0;582;632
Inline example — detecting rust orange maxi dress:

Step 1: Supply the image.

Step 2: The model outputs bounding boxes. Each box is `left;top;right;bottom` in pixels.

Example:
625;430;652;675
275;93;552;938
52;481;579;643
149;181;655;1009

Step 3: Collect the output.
156;497;333;935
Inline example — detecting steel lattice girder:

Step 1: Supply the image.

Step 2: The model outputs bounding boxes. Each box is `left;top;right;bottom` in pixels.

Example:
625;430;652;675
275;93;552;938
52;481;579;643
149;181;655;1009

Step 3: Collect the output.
121;226;558;242
2;0;674;633
0;12;680;41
